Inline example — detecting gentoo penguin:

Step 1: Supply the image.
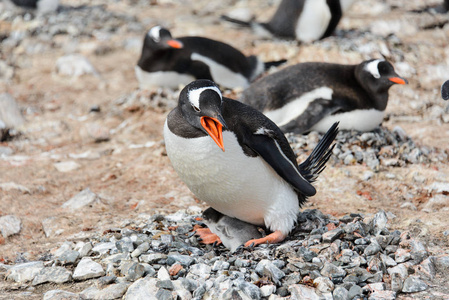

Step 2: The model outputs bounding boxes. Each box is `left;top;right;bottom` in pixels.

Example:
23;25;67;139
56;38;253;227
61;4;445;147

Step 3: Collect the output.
199;207;263;252
240;59;407;134
9;0;59;13
135;26;286;90
442;80;449;100
222;0;355;42
164;80;338;247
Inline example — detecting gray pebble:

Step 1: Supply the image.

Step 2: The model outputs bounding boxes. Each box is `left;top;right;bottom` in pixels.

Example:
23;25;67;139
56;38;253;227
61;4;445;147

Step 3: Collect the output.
402;276;428;293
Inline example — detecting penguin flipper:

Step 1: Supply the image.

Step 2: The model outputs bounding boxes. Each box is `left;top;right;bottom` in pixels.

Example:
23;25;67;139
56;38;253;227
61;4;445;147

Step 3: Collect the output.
247;132;316;196
279;98;341;134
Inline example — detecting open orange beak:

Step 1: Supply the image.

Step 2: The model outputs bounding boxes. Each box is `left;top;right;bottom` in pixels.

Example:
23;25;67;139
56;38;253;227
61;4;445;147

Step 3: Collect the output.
201;116;225;152
166;39;183;49
389;77;407;85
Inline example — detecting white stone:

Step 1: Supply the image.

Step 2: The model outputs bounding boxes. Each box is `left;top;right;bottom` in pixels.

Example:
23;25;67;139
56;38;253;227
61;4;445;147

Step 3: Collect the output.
0;93;25;129
260;285;276;297
7;261;44;283
72;258;104;280
32;267;72;285
0;182;30;194
56;54;97;77
0;215;22;237
124;277;158;300
54;161;80;172
157;266;171;281
289;284;320;300
42;217;65;237
43;289;80;300
62;188;99;210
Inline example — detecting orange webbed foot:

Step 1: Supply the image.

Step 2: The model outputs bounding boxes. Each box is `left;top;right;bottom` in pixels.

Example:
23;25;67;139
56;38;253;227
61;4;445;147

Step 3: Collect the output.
244;230;287;247
193;225;222;245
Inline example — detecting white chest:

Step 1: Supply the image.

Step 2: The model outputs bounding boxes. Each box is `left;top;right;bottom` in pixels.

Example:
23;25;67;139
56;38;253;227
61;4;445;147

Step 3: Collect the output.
190;53;250;89
163;121;299;233
312;109;385;133
264;86;333;127
135;66;195;89
295;0;331;42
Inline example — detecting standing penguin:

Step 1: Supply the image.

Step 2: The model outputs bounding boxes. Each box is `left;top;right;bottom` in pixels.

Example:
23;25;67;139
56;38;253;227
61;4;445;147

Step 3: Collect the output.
222;0;355;42
135;26;286;90
164;80;338;247
240;59;407;134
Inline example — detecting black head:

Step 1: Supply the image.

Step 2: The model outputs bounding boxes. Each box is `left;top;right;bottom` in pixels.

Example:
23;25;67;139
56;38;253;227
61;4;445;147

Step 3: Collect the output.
137;26;183;66
356;59;408;94
178;80;228;151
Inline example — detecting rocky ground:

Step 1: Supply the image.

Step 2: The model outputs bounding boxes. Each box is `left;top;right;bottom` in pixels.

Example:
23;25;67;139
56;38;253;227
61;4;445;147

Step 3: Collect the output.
0;0;449;299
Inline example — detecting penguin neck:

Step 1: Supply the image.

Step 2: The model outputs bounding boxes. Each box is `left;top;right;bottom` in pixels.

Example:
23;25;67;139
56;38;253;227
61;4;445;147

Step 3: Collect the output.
354;65;389;111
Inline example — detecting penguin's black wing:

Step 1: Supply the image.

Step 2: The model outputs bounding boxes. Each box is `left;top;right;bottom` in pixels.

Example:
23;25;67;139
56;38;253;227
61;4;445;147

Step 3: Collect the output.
279;98;343;134
265;0;305;38
222;98;317;197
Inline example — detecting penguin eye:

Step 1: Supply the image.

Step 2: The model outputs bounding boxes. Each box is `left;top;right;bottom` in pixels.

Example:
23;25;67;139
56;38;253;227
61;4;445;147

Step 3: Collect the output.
192;104;201;112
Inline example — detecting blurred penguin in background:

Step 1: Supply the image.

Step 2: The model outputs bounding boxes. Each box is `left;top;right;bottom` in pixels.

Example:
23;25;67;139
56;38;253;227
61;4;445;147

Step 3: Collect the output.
222;0;356;43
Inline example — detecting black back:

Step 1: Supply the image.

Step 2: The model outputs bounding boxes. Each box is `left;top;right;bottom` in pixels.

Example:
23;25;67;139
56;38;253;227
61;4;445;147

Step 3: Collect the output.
264;0;305;38
11;0;38;8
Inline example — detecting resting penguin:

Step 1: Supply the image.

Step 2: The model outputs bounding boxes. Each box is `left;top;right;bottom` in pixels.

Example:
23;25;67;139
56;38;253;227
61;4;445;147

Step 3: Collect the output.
222;0;355;42
164;79;338;247
240;59;407;134
135;26;286;90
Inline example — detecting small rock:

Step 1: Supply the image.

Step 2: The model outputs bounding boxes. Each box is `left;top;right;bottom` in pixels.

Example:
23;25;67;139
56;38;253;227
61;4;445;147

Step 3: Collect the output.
364;240;382;256
0;93;25;129
32;267;72;286
402;276;428;293
62;188;99;211
400;202;417;211
57;250;80;265
371;210;388;235
124;277;158;300
156;288;174;300
320;262;346;278
43;289;80;300
42;217;65;238
333;286;349;300
158;266;171;281
116;237;135;253
96;275;117;287
73;258;105;281
188;263;211;280
348;284;363;299
434;255;449;272
380;254;397;267
388;264;409;280
368;290;396;300
314;276;334;294
289;284;319;300
121;262;145;281
322;228;343;243
0;182;30;194
363;171;374;181
166;254;194;267
255;260;285;285
54;161;80;173
131;241;150;258
87;123;110;142
76;242;93;257
56;54;98;77
212;260;230;271
140;253;167;264
390;272;403;292
395;248;411;263
0;215;22;237
260;285;276;297
235;278;261;299
7;261;44;283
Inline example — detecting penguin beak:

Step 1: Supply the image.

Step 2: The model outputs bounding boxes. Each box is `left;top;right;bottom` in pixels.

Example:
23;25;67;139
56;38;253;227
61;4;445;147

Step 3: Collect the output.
389;77;408;85
166;39;183;49
201;116;226;152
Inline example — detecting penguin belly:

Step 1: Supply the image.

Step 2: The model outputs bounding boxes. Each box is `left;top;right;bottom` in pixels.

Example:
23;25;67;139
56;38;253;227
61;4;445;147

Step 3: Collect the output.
135;66;195;89
164;122;299;234
311;109;385;133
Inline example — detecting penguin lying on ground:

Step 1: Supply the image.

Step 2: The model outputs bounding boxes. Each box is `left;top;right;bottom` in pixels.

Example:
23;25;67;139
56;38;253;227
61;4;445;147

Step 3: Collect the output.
240;59;407;134
222;0;355;43
135;26;286;90
164;80;338;247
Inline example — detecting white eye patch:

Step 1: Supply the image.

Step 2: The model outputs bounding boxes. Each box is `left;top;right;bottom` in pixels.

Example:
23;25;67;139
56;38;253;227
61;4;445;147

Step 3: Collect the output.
148;26;162;42
188;86;222;109
364;59;383;79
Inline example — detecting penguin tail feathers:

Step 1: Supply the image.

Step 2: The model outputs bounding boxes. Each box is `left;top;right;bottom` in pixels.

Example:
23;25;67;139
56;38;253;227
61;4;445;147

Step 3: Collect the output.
264;59;287;69
220;15;252;27
298;122;339;183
